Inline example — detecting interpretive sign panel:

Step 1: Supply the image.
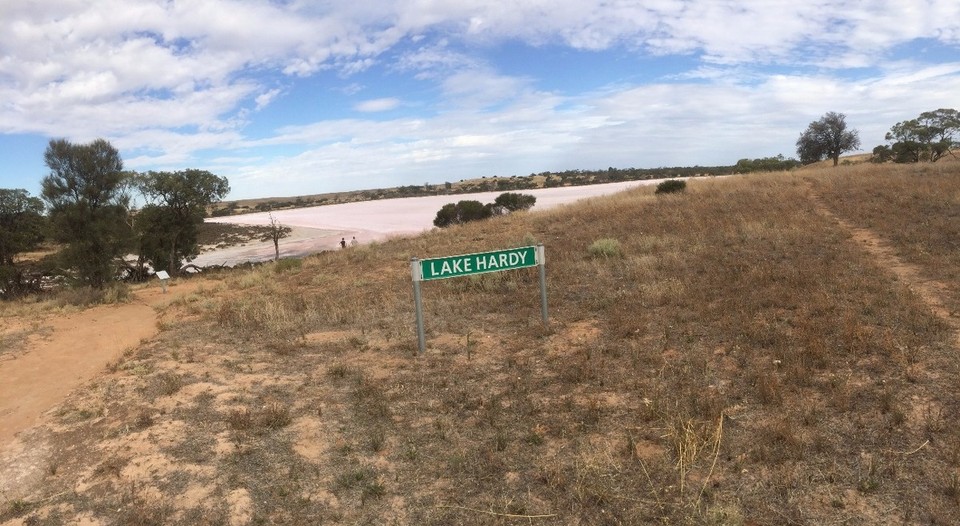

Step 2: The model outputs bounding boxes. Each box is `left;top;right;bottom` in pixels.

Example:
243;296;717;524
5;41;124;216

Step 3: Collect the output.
156;270;170;293
416;246;538;281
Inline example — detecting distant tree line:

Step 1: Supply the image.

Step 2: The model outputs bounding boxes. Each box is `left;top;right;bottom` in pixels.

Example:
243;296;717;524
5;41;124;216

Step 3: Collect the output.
734;155;801;173
23;107;956;297
0;138;229;297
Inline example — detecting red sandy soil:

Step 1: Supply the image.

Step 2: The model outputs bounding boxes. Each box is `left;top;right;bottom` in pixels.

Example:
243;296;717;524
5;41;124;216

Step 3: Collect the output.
0;280;206;449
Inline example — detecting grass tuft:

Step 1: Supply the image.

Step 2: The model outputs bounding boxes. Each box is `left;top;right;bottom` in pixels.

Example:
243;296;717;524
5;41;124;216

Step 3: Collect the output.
587;238;622;258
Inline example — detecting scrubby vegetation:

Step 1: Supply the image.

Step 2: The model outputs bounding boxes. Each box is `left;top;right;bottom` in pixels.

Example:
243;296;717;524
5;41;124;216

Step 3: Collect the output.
655;178;687;194
4;160;960;525
433;192;537;228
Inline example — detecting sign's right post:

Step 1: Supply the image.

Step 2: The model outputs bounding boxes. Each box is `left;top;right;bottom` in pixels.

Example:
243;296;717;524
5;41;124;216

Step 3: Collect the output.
537;243;548;325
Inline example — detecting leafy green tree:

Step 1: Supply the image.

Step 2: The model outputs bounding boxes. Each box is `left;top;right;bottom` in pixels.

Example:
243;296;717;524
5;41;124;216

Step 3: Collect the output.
41;138;132;289
882;109;959;163
130;203;179;281
543;175;562;188
0;189;45;266
871;145;893;163
796;112;861;166
492;192;536;214
134;169;230;274
884;121;928;162
0;189;46;297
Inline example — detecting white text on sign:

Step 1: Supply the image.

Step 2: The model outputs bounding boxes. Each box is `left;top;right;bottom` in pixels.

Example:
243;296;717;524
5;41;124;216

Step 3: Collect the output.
418;246;537;281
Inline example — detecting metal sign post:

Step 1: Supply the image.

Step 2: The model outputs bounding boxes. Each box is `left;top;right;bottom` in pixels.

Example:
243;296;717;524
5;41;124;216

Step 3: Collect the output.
410;244;547;354
537;244;548;324
410;257;427;355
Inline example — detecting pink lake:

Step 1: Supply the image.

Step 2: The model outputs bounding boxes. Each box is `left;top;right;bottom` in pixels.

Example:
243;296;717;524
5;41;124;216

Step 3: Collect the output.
196;179;676;266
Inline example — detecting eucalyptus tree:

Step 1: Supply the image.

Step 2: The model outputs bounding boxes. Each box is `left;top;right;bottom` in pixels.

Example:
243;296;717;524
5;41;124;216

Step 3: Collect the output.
0;189;46;297
796;112;861;166
41;138;132;288
882;108;959;163
134;169;230;274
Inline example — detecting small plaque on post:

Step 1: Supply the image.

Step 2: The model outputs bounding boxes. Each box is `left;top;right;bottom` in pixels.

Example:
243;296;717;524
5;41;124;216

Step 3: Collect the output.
156;270;170;293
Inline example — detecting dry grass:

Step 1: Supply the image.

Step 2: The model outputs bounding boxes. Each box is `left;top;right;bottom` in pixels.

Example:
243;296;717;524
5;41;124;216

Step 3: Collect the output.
5;161;960;525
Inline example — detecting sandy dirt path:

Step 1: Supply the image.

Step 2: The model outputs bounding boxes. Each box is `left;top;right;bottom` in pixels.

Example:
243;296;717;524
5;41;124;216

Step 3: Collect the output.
0;280;204;448
809;187;960;336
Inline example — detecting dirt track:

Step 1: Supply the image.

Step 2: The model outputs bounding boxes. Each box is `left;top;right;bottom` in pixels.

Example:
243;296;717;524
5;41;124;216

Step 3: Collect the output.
0;280;204;448
808;185;960;337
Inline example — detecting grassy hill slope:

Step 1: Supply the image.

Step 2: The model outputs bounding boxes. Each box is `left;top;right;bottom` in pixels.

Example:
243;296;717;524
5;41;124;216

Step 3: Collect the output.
3;161;960;525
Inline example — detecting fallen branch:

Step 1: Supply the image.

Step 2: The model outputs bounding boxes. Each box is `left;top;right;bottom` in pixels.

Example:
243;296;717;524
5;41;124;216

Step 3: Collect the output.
435;505;557;519
901;440;929;456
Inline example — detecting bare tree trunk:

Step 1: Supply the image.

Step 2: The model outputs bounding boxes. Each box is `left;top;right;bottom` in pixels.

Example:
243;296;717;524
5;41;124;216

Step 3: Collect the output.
169;244;177;276
273;238;280;261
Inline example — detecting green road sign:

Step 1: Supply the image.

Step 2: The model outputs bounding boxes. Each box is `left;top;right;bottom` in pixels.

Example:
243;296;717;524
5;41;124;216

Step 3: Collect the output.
416;245;538;281
410;244;547;353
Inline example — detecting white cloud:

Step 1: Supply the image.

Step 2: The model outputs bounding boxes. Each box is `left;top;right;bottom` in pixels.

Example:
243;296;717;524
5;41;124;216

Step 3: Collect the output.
213;59;960;198
393;40;477;79
440;68;537;109
354;98;401;112
255;88;283;110
1;0;960;198
118;128;244;165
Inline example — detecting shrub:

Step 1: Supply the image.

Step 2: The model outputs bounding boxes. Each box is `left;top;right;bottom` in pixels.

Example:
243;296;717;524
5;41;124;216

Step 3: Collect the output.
433;193;535;227
655;179;687;195
493;192;537;213
101;283;131;304
258;402;293;429
433;200;494;227
588;238;622;258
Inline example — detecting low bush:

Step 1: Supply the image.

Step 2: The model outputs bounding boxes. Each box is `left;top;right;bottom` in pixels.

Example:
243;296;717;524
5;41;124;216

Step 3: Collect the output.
655;179;687;194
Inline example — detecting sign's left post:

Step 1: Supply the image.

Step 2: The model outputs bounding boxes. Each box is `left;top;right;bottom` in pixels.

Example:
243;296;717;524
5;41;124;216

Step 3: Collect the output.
410;257;426;354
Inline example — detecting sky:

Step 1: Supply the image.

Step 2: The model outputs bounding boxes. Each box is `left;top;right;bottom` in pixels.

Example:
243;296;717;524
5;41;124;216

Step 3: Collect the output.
1;1;959;201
